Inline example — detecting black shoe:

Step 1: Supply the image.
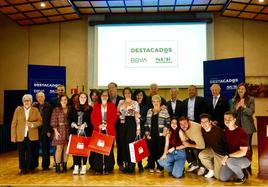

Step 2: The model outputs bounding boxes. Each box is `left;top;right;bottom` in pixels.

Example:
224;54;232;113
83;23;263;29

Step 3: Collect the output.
128;163;135;174
119;165;125;172
139;167;144;173
144;164;149;170
234;176;246;184
123;163;129;173
42;167;49;171
94;171;102;175
56;163;61;173
62;162;67;172
246;166;252;175
19;169;27;175
89;167;94;173
242;168;249;179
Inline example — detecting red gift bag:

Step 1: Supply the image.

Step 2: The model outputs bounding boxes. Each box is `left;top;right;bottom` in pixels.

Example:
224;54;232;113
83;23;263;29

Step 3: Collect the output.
129;138;149;163
87;131;115;156
66;135;91;157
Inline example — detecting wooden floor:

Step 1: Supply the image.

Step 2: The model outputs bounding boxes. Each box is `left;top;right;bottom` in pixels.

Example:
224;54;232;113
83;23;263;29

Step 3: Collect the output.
0;146;267;187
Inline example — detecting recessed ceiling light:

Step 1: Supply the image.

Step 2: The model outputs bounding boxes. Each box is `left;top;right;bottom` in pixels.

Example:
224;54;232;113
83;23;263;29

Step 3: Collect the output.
40;2;46;8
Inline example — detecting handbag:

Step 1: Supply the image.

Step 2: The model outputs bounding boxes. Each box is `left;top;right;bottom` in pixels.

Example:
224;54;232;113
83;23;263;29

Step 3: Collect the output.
129;135;149;163
66;134;91;157
87;130;115;156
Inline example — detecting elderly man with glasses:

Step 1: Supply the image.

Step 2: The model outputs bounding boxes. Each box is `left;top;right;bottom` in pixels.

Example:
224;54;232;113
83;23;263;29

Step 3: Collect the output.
11;94;42;174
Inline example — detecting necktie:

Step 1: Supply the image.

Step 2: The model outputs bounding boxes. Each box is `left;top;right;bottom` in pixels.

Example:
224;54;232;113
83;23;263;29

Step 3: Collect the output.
213;96;217;109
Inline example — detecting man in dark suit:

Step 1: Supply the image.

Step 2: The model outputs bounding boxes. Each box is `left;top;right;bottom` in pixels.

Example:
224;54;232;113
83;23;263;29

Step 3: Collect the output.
147;83;167;109
108;82;124;171
183;85;207;123
33;91;53;171
207;84;230;129
166;88;184;118
49;84;65;108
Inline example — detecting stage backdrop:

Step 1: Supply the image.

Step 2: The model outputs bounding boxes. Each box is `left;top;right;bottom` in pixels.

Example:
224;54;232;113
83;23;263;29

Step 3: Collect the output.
203;57;245;101
28;65;66;102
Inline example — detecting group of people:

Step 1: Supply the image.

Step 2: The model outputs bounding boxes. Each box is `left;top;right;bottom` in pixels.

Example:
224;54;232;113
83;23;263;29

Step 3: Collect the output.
10;82;256;184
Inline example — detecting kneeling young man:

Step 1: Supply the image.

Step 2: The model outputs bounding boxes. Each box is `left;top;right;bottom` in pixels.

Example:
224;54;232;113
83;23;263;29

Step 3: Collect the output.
220;111;251;184
199;113;228;179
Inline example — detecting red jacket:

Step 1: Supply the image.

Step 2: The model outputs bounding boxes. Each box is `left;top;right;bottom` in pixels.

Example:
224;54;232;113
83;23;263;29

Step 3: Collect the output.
90;102;118;137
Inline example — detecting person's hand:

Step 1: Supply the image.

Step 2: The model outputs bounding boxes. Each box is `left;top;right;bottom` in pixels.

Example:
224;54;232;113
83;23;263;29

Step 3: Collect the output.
160;153;167;160
11;137;16;143
80;123;86;130
161;105;167;110
212;121;218;126
47;132;51;138
136;129;141;136
163;127;168;136
145;132;151;139
222;155;228;165
55;131;60;140
26;120;30;127
168;147;175;153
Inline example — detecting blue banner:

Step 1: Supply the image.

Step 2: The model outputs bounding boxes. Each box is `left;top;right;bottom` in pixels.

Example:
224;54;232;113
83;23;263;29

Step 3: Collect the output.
28;65;66;102
203;57;245;100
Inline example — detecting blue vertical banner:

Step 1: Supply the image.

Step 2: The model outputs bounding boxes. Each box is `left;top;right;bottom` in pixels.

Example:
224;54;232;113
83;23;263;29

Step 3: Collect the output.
203;57;245;100
28;65;66;101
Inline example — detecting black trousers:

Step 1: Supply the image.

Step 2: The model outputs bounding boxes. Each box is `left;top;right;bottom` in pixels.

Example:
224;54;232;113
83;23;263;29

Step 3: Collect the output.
17;136;34;171
73;155;87;166
115;121;123;166
119;117;136;163
40;134;51;169
92;144;115;172
185;147;202;166
147;136;165;170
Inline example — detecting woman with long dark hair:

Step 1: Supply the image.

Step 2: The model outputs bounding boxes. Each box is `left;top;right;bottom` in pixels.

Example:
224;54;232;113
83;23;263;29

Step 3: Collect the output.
158;117;186;178
133;89;149;172
232;83;256;174
68;92;93;175
117;87;140;173
51;95;70;173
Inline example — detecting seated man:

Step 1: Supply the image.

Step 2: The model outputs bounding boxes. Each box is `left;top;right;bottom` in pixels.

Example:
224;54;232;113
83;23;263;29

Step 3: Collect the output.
198;113;228;178
220;111;251;184
178;116;205;174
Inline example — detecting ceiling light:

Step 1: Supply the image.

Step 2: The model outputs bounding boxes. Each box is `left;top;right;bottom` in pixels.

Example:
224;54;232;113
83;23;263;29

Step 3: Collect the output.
259;0;264;3
40;2;46;8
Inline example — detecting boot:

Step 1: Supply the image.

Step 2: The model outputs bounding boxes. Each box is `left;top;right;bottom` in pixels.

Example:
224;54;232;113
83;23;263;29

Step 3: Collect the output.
56;163;61;173
62;162;67;172
123;163;129;173
128;163;135;174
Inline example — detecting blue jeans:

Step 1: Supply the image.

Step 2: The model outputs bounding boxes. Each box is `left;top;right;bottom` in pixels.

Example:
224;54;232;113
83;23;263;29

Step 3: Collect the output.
158;149;186;178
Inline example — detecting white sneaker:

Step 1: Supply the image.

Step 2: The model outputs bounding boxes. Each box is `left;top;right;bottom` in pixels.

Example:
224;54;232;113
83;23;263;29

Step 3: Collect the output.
187;165;199;172
73;165;79;175
205;169;214;178
80;165;87;175
197;167;206;176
